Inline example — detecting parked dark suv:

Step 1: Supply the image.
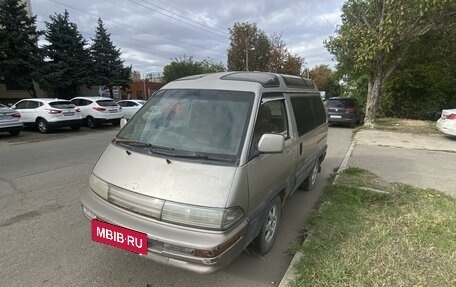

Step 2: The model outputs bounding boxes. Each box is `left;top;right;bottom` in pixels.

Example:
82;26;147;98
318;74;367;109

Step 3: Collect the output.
325;97;360;128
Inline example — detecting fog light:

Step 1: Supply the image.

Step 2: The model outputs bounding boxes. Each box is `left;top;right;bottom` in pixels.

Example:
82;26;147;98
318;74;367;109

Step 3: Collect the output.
163;243;195;256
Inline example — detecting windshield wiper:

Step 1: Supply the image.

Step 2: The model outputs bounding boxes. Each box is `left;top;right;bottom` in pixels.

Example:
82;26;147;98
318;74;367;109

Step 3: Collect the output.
158;151;235;162
114;138;234;163
114;138;174;152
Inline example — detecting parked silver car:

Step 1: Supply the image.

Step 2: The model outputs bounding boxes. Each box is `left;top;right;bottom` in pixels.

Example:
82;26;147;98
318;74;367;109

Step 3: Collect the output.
81;72;328;273
0;103;23;136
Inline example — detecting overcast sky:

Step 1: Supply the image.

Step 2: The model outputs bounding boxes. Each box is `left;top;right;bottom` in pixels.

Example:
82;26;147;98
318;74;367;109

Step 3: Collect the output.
31;0;345;76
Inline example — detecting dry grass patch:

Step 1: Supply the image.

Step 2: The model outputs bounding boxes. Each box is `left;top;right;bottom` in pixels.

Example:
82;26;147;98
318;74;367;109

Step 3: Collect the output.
370;118;439;134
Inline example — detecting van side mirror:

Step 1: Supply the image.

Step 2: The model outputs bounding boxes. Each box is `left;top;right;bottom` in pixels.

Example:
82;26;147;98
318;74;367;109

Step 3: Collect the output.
257;134;285;153
120;118;127;129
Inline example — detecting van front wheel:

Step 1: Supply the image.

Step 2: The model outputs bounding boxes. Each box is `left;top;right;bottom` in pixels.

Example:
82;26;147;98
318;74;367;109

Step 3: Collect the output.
253;196;281;255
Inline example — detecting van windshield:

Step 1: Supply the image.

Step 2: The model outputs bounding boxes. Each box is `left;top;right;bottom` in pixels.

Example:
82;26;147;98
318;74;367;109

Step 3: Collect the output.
117;89;255;163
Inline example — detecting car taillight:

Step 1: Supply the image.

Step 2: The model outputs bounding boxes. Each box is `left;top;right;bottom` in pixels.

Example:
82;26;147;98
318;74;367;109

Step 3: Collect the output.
447;114;456;120
93;107;106;112
118;107;122;110
12;112;21;118
346;108;356;113
45;109;62;114
75;108;81;112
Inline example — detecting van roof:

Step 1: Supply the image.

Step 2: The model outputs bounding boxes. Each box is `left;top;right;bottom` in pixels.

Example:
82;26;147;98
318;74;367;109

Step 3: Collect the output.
164;72;318;92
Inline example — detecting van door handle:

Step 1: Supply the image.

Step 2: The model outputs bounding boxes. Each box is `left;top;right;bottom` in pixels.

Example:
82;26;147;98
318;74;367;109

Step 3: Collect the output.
286;146;292;153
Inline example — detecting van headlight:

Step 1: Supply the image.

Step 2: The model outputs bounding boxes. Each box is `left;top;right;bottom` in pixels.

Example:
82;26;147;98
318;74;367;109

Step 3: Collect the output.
90;173;109;200
162;201;244;231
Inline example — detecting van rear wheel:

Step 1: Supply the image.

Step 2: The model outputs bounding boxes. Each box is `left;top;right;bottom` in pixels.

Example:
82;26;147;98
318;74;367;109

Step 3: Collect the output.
302;160;320;191
252;196;281;255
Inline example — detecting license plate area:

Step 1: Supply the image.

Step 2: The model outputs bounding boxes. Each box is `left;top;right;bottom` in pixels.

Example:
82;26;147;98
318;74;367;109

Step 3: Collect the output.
109;109;118;113
63;112;74;116
91;219;148;255
330;115;342;119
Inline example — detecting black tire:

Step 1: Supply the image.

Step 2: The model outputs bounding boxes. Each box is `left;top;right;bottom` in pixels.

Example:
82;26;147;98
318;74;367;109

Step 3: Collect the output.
86;116;97;129
349;117;356;128
112;119;120;126
302;160;320;191
9;129;21;136
37;118;50;134
252;196;282;255
70;125;81;131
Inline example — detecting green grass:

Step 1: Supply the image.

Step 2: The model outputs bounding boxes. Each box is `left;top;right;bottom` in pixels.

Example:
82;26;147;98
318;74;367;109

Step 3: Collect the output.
363;118;440;134
290;168;456;287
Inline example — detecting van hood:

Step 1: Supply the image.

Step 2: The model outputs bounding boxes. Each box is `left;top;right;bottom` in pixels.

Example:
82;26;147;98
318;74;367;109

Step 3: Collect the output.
92;143;237;208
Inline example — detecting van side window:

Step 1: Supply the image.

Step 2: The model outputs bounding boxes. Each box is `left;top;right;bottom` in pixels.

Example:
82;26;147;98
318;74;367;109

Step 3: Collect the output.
309;96;326;126
290;96;315;136
250;100;288;157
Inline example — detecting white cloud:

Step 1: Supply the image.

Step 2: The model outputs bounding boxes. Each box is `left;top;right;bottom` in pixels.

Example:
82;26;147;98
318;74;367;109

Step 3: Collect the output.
32;0;344;74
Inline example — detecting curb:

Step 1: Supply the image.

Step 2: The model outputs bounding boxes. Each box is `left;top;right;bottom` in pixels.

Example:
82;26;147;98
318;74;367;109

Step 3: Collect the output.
278;139;356;287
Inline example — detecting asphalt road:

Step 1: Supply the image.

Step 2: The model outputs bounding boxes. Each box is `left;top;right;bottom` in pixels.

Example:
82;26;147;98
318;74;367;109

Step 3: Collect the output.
0;126;352;287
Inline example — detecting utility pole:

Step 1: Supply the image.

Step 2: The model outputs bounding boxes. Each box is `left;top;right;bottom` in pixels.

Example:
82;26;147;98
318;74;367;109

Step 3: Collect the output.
245;37;249;71
143;73;146;99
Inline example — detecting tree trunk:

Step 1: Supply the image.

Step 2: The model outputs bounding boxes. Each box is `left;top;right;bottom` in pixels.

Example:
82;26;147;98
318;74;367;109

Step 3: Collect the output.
364;61;384;127
28;82;37;98
109;87;114;99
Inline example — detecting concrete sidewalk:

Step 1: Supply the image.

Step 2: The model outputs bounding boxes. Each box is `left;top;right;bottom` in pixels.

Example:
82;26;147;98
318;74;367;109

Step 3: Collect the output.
349;129;456;196
355;129;456;152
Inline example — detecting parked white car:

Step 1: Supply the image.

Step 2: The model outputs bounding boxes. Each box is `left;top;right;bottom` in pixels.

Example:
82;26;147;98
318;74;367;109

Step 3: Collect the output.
0;103;23;136
436;109;456;136
117;100;146;120
11;98;82;133
70;97;123;128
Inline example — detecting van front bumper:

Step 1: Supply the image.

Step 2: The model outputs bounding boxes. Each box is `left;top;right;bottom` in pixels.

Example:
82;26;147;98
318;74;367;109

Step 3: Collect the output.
80;190;248;273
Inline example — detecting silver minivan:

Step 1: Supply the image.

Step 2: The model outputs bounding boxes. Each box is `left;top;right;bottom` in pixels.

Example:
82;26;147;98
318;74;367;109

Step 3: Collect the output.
81;72;328;273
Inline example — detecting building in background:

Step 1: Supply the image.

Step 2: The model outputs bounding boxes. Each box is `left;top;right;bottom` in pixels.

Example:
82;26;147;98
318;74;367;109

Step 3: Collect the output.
130;70;141;81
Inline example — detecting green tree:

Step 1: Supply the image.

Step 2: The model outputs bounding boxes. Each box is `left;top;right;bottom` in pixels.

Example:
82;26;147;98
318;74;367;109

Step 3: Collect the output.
309;65;341;98
0;0;41;97
200;59;226;74
90;18;131;98
39;10;92;97
162;56;225;83
227;22;270;71
326;0;455;126
267;33;304;75
380;23;456;120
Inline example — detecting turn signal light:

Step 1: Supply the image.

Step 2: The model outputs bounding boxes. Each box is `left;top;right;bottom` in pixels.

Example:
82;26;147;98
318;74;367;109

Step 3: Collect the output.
194;232;242;258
